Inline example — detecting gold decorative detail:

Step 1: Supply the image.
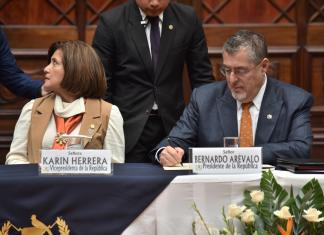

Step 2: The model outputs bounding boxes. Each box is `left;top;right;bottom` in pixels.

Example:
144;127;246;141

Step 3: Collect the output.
56;217;70;235
55;132;67;146
168;24;174;30
0;221;11;235
88;124;95;136
0;214;70;235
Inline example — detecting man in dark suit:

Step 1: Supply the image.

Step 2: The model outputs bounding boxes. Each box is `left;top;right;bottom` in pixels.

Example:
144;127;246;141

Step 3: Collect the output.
92;0;213;162
0;29;44;98
153;30;313;166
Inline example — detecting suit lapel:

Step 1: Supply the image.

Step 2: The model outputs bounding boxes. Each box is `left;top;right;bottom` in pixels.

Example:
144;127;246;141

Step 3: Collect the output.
155;5;175;80
79;99;102;147
32;95;55;149
255;79;283;145
217;89;238;137
128;1;153;78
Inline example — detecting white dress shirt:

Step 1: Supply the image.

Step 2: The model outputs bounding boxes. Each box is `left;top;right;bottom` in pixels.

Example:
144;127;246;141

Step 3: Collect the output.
138;8;163;110
138;8;163;58
236;75;267;144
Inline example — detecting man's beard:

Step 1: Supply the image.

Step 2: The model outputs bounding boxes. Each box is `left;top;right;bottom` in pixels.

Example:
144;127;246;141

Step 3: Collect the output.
231;90;247;102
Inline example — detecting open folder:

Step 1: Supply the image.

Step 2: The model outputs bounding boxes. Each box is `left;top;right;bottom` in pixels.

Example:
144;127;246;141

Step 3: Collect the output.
277;158;324;174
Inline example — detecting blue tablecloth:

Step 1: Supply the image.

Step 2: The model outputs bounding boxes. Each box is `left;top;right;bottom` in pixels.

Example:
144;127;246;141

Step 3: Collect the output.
0;163;191;235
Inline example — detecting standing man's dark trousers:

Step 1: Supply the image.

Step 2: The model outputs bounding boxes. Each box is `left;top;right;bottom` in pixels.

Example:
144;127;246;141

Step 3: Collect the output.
126;110;166;163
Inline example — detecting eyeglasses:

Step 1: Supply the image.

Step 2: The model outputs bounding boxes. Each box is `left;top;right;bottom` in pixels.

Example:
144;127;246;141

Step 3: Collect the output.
220;61;262;78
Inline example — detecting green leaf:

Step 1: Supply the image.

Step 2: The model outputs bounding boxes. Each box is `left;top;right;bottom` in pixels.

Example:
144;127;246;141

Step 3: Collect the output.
293;178;324;234
255;170;290;232
193;171;324;235
254;214;269;235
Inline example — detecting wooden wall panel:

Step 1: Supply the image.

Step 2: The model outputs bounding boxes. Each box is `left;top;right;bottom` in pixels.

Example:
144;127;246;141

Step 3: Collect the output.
208;48;298;82
0;0;324;163
204;25;297;47
0;0;76;25
4;27;78;49
201;0;296;24
311;105;324;159
308;25;324;45
15;53;48;80
85;26;96;44
86;0;128;25
305;0;324;159
209;53;222;81
311;55;324;106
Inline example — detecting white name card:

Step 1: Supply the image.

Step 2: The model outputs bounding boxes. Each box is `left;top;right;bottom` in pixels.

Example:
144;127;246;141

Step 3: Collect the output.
190;147;262;174
39;149;112;175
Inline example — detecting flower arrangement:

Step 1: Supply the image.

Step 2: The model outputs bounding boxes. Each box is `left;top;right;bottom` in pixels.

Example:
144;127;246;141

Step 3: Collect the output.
192;170;324;235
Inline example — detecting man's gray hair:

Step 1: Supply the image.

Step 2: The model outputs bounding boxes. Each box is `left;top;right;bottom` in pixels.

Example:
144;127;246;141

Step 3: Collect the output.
223;30;268;64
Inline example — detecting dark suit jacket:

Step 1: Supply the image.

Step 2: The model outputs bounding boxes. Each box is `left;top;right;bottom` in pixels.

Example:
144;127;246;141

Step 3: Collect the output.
0;29;42;99
152;78;314;165
92;0;213;154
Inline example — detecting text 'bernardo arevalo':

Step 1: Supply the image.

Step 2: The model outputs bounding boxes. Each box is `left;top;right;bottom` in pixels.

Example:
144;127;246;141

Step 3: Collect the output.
190;147;262;174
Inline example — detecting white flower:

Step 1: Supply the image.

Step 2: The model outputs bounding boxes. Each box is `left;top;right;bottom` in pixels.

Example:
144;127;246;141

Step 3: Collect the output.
250;190;264;204
302;208;324;222
227;204;246;219
240;209;255;224
274;206;293;220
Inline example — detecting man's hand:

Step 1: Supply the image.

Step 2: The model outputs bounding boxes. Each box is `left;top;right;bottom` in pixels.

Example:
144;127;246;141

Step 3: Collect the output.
159;146;184;166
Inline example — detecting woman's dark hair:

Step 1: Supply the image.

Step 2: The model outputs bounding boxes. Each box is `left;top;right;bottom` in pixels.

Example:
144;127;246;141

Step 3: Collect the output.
47;40;107;98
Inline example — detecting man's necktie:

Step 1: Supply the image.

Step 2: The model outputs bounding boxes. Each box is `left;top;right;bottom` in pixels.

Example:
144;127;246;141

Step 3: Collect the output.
148;16;160;71
240;102;253;147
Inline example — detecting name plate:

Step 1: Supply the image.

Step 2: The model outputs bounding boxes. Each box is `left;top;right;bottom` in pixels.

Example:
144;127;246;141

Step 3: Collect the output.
190;147;262;174
39;149;112;175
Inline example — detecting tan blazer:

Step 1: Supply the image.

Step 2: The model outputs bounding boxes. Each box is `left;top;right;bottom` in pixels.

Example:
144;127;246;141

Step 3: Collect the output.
27;94;112;163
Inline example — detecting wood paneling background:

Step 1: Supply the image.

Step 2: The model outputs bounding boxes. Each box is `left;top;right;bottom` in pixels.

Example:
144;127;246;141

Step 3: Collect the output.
0;0;323;163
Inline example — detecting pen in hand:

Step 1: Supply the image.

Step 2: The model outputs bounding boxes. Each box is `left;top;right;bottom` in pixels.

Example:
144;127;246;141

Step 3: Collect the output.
167;137;183;166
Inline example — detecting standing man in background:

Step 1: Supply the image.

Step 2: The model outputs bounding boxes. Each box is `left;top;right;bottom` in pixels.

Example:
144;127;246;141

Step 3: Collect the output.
0;28;45;99
93;0;214;162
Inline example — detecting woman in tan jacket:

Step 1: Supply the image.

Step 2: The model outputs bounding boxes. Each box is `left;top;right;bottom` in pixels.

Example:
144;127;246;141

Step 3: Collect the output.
6;40;125;164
